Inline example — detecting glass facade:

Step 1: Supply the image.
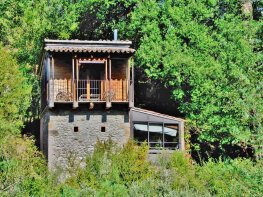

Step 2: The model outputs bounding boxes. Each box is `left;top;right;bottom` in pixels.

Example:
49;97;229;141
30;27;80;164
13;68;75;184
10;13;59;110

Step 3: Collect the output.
133;122;179;150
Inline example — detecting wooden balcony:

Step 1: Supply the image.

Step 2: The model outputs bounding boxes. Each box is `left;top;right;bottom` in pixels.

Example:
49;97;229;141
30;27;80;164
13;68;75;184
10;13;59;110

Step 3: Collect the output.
48;79;131;104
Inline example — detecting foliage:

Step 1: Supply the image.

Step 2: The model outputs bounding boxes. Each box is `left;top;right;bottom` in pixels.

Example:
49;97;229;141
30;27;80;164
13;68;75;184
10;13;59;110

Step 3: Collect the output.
57;141;263;196
81;0;263;157
0;0;89;121
0;1;262;196
197;158;263;196
0;136;55;196
0;138;262;196
63;140;152;194
0;45;31;138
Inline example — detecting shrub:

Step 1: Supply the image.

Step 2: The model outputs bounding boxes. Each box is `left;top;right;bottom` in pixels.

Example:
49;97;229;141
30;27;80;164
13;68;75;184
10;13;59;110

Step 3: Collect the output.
0;138;262;196
197;158;263;196
0;136;57;196
0;45;31;138
63;139;152;195
156;151;208;193
129;177;211;197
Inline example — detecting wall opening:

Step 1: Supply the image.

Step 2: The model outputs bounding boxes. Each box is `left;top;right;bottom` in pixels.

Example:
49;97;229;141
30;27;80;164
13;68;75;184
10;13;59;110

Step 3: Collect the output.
101;126;106;132
74;126;79;132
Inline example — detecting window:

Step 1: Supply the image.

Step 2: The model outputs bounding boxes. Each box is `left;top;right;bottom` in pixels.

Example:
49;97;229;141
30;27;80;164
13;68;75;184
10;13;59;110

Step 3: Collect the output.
163;124;178;149
74;126;79;132
101;126;106;132
149;123;163;149
133;122;179;150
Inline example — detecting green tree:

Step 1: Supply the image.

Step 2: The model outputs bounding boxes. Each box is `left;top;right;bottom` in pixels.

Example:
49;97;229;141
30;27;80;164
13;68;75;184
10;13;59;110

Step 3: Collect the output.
80;0;263;157
0;45;31;138
0;0;89;121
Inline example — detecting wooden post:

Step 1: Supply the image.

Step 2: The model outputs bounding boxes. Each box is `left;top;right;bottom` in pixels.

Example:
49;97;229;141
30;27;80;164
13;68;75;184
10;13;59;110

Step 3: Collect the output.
129;58;134;107
105;59;108;81
73;58;79;108
72;57;76;108
87;80;90;100
127;58;130;101
109;59;112;100
47;55;50;104
48;55;54;108
77;59;79;103
178;122;185;151
105;59;111;108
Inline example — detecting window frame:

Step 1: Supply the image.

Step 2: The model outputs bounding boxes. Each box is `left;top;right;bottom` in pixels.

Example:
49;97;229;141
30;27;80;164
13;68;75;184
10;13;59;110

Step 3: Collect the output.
133;121;179;150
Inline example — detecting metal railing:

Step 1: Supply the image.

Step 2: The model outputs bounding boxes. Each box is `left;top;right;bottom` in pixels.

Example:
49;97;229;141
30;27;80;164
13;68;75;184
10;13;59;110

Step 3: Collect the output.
77;79;128;102
78;80;103;101
49;79;129;102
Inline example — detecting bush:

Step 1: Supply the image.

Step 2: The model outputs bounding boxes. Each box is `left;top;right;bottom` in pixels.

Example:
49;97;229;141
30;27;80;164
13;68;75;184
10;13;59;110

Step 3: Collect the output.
0;136;56;196
0;138;262;196
198;158;263;196
65;140;152;194
0;45;31;138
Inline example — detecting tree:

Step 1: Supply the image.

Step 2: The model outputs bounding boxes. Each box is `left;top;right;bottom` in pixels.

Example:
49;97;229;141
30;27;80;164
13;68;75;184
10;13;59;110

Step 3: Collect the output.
0;45;31;138
80;0;263;157
0;0;90;121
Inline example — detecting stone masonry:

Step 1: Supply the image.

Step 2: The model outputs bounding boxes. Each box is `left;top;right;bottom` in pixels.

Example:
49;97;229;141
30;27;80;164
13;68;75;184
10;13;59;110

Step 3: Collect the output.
40;107;130;169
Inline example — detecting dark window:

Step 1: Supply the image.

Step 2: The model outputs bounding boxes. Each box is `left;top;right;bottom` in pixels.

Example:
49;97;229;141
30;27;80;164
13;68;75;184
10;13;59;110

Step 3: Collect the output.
74;126;79;132
101;126;106;132
149;123;163;149
164;124;179;149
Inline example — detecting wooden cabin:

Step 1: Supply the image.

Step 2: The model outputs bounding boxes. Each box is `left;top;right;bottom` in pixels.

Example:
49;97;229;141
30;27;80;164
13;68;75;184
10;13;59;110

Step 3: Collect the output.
40;39;134;110
39;39;184;169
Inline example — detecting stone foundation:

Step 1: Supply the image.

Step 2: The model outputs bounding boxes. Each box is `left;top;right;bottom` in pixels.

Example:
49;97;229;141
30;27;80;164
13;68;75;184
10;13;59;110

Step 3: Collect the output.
40;107;130;169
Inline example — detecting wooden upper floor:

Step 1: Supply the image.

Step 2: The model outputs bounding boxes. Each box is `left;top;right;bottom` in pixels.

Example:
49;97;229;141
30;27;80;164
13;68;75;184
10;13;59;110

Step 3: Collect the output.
39;39;135;110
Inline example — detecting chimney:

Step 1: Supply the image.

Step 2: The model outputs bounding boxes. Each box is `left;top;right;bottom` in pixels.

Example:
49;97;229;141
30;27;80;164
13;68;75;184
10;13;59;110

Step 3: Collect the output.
114;29;118;41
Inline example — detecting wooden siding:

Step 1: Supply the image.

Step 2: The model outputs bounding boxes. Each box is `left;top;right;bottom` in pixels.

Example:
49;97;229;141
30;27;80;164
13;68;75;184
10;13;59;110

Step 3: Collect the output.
54;55;72;79
52;55;73;101
45;55;130;104
111;59;127;80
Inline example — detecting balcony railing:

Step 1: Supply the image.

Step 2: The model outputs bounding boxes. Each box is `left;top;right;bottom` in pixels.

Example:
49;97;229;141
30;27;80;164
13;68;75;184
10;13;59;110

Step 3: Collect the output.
48;79;129;103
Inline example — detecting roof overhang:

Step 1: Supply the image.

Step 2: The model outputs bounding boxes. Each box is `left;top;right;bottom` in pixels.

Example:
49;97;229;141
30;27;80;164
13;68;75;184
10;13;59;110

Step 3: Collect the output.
44;39;135;54
130;107;185;124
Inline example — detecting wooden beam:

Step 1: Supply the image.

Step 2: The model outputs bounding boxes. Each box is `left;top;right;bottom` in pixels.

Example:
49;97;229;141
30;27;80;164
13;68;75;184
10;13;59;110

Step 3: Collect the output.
127;58;130;102
178;122;185;151
129;58;134;107
105;60;111;108
48;55;54;108
109;59;112;100
47;55;50;103
73;58;79;108
105;59;108;81
72;57;75;107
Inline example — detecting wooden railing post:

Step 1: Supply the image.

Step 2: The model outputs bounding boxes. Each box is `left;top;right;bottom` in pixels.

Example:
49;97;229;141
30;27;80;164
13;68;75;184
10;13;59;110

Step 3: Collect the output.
87;80;90;100
129;57;134;107
106;59;112;108
48;55;54;108
73;56;78;108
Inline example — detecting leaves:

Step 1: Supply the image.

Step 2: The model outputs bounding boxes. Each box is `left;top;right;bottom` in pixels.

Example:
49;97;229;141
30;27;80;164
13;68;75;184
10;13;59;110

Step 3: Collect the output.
80;0;263;156
0;45;31;137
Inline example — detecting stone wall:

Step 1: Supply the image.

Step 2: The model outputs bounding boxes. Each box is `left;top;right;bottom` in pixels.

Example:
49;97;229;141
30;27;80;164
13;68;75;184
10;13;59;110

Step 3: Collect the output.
40;107;130;169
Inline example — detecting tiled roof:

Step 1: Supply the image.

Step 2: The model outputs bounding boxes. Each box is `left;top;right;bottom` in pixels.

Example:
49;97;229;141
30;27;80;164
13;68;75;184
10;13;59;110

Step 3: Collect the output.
44;39;135;54
44;46;135;53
